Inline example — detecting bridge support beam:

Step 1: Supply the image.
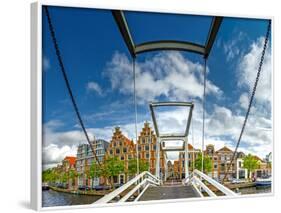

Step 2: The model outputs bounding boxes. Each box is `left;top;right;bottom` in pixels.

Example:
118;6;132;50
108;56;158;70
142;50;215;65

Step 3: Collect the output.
185;139;189;179
156;138;160;179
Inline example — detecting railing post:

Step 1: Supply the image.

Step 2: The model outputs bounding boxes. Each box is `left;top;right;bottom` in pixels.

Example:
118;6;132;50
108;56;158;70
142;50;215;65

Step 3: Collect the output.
156;138;160;180
185;138;189;180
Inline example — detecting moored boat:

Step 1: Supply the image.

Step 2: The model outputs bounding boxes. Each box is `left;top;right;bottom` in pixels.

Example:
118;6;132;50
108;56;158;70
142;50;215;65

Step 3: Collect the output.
42;182;50;190
255;177;271;187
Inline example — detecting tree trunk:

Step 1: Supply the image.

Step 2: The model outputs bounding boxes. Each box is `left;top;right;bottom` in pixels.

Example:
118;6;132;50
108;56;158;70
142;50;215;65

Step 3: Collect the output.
111;176;115;189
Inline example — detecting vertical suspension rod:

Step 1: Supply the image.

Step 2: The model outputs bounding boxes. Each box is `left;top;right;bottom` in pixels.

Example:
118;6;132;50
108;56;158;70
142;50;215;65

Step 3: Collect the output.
202;58;207;173
133;58;139;176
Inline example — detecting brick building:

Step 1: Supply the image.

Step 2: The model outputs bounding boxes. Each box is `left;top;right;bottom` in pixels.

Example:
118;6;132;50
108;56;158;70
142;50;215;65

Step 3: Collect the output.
178;144;200;179
136;122;166;177
105;127;136;184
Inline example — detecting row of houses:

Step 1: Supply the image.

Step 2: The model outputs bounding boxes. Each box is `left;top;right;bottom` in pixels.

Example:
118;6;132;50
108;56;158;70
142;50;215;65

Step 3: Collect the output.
51;122;271;189
52;122;166;188
169;144;271;181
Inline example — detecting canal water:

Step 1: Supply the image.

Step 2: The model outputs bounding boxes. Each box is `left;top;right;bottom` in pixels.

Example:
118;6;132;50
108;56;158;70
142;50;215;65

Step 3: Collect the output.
238;185;271;195
42;189;101;207
42;185;271;207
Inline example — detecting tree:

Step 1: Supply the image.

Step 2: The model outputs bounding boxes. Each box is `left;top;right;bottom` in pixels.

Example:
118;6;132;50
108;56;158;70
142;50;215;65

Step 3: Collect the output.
128;158;149;176
42;168;52;182
195;153;212;173
89;162;103;188
68;169;77;188
103;157;124;189
42;168;59;185
243;154;260;179
89;162;102;179
139;159;149;173
61;172;68;183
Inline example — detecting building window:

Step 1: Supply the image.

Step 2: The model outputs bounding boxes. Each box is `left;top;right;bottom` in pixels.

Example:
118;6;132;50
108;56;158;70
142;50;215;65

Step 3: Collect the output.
138;146;141;151
123;147;127;153
146;153;149;159
145;145;149;151
142;138;145;144
120;155;124;160
116;148;120;154
153;145;156;150
214;164;218;169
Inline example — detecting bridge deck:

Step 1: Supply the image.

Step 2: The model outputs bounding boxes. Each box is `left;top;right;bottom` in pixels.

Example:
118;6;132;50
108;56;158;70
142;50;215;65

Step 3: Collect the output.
138;185;200;201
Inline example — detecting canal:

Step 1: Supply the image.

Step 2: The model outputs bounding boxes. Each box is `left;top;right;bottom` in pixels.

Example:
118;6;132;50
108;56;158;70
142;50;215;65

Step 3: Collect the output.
42;189;101;207
42;185;271;207
238;185;271;195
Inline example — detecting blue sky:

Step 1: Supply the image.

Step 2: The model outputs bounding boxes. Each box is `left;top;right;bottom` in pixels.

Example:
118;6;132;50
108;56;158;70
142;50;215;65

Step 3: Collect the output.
42;6;272;169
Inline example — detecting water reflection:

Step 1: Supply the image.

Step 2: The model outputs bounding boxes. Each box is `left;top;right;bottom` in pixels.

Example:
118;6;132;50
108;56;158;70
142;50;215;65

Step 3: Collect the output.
42;190;101;207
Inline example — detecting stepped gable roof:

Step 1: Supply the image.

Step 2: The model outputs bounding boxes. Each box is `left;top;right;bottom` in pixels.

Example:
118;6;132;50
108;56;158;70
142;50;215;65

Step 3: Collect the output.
111;126;135;148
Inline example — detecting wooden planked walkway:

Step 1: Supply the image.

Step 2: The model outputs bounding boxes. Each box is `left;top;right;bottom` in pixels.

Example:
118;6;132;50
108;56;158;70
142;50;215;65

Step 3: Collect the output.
138;185;200;201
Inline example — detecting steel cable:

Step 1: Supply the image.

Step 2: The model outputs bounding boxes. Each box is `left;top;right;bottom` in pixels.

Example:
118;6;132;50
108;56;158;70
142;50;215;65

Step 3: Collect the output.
44;6;101;166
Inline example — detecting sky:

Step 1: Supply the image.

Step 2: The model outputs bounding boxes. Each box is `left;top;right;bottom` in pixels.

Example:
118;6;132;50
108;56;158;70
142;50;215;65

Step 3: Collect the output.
42;6;272;169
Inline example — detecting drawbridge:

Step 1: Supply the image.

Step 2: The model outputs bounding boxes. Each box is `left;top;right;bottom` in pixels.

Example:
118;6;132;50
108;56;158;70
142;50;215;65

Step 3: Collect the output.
94;102;237;204
94;169;237;204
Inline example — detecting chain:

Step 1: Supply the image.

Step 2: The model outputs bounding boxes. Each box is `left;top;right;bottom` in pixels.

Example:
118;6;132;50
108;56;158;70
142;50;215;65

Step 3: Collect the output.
222;20;271;182
44;6;101;166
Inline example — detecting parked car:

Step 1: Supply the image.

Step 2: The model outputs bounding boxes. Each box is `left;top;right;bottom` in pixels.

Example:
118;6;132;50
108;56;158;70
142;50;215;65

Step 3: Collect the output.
114;183;122;188
78;185;87;190
81;186;92;191
93;185;111;191
56;183;63;188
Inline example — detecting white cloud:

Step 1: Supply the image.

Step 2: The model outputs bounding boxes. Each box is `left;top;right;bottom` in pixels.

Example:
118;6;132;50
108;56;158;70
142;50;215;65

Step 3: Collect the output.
238;37;272;109
43;144;77;169
239;92;249;110
87;81;103;95
104;51;222;104
223;31;246;62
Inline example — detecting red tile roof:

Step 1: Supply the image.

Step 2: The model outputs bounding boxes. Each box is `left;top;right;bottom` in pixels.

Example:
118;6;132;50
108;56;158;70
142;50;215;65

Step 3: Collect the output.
64;156;76;166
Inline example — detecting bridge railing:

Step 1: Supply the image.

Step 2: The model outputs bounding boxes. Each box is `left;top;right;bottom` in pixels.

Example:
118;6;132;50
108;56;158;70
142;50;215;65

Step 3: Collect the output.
94;171;160;204
186;169;237;197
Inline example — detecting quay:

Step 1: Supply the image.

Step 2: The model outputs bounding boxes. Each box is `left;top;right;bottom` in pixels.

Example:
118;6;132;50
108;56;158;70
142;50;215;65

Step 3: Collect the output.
207;182;256;193
49;186;108;196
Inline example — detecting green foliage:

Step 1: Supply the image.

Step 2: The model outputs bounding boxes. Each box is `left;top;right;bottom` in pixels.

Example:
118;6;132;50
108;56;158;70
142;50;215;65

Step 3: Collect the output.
89;162;102;178
61;172;68;183
128;158;149;175
68;169;77;181
42;168;59;183
195;153;212;173
42;168;53;182
104;157;125;177
243;154;260;177
140;159;149;173
101;157;124;188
